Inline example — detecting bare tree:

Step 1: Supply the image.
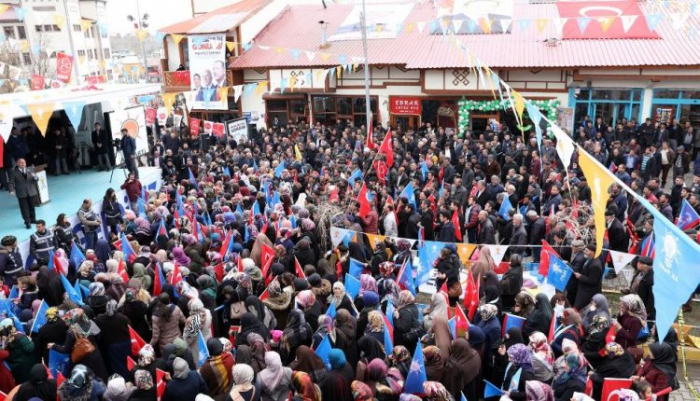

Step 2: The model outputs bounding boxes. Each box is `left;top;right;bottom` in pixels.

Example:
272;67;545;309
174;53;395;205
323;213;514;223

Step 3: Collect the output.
27;32;55;79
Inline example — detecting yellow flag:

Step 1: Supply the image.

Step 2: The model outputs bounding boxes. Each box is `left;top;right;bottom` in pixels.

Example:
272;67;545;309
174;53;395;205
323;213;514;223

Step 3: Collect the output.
27;103;55;136
406;22;416;34
162;93;176;112
255;81;268;95
136;29;149;42
217;86;229;101
0;5;9;15
20;40;29;52
513;90;525;122
479;18;492;34
52;14;66;30
336;66;342;79
578;150;616;257
294;144;303;161
226;41;237;52
78;55;86;65
80;19;92;32
365;233;387;251
289;75;297;92
457;243;477;264
171;34;185;44
599;16;615;32
535;18;548;33
319;53;332;62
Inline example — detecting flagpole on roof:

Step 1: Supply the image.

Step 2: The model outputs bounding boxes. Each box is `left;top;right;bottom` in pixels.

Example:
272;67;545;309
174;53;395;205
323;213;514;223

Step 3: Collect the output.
360;0;372;136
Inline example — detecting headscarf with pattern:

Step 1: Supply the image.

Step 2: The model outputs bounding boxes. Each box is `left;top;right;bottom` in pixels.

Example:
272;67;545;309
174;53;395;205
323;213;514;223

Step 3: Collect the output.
292;371;320;401
351;380;373;401
529;331;555;366
507;343;533;368
620;294;647;324
138;344;156;367
423;381;453;401
605;342;625;357
366;310;384;333
134;369;153;390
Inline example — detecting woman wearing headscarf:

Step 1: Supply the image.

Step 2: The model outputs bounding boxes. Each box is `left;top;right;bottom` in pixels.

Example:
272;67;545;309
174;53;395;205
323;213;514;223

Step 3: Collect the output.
522;295;551;340
388;346;411;378
552;351;588;401
354;274;378;311
525;381;554;401
551;308;584;358
291;371;321;401
251;233;274;270
363;310;385;344
356;291;380;337
500;343;535;401
328;281;356;316
633;342;676;401
184;298;212;357
350;380;373;401
33;306;68;365
281;309;312;365
119;288;150;342
235;313;269;348
476;304;502;365
50;309;108;381
130;344;157;385
95;300;132;378
423;345;445;382
103;374;135;401
14;363;56;401
589;342;636;400
171;247;190;266
472;246;495;279
149;293;186;353
580;293;611;333
528;331;555;384
329;349;355;389
498;254;524;311
131;263;152;291
226;363;260;401
246;295;277;333
423;292;449;331
57;364;106;401
394;290;421;354
481;285;503;321
362;358;403;401
262;280;293;330
423;381;453;401
355;336;386;371
444;338;481;401
512;292;535;318
245;333;268;376
311;314;336;350
289;345;327;384
613;294;647;351
581;315;610;369
334;309;358;368
36;266;64;307
128;369;157;401
200;338;235;401
162;357;209;401
490;327;525;388
256;351;293;401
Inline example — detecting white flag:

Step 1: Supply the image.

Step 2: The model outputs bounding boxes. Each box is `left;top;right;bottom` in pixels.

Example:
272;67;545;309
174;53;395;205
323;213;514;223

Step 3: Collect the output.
484;244;510;267
608;250;636;274
620;15;638;33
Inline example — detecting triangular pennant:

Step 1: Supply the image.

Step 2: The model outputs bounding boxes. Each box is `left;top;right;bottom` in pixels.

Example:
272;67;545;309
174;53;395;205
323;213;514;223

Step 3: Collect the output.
535;18;548;34
171;34;185;44
233;85;242;103
478;18;492;34
577;17;591;33
608;250;636;274
553;18;567;34
598;16;615;32
136;28;149;42
226;41;237;52
645;14;662;31
417;21;426;33
620;15;638;33
27;103;55;136
484;245;509;267
518;19;531;31
62;101;85;130
305;51;316;61
498;18;512;33
52;14;66;30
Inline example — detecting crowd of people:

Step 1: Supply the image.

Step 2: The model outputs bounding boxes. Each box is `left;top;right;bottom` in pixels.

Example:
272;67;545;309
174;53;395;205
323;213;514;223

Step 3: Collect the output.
0;113;696;401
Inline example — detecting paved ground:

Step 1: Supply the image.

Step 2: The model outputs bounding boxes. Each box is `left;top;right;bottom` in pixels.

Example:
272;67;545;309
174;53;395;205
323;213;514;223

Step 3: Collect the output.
672;363;700;401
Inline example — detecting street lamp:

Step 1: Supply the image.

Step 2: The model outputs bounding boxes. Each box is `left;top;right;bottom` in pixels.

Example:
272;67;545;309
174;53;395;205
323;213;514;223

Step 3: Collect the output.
127;0;149;80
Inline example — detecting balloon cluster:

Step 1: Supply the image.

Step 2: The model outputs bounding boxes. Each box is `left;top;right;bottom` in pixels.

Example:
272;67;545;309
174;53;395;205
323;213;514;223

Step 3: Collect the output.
457;98;561;134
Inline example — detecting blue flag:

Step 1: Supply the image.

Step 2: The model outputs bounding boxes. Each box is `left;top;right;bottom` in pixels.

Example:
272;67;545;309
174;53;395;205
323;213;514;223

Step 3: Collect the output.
49;349;71;378
502;313;526;336
507;366;522;391
397;258;416;295
448;317;456;338
236;203;244;215
417;241;443;287
461;391;469;401
223;166;231;177
349;258;364;279
385;298;395;327
383;319;394;354
347;169;363;186
314;335;332;369
61;274;83;305
420;161;429;181
404;342;427;394
400;183;417;209
677;199;700;230
31;300;48;333
8;286;18;300
70;242;86;268
345;274;361;299
275;161;285;178
137;197;147;219
498;195;513;221
252;159;258;172
653;216;700;338
547;254;573;292
73;280;85;303
484;380;505;398
325;302;337;319
197;330;209;367
244;224;250;242
271;191;281;209
188;168;199;190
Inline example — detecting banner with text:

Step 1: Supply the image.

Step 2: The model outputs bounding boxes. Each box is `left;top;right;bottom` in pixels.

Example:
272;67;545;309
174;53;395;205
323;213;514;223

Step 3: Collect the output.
188;34;227;110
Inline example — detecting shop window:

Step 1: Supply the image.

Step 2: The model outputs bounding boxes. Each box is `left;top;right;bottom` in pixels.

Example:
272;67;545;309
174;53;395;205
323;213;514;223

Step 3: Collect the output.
337;97;352;115
680;104;700;126
267;99;287;111
312;96;335;113
572;88;643;128
682;91;700;99
654;90;681;99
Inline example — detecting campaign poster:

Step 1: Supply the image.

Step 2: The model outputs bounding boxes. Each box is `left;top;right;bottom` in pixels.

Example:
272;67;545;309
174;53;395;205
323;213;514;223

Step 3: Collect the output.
55;52;73;83
203;120;214;135
109;106;149;165
188;34;227;110
145;108;156;125
190;118;201;137
556;107;574;136
212;123;225;138
226;118;248;143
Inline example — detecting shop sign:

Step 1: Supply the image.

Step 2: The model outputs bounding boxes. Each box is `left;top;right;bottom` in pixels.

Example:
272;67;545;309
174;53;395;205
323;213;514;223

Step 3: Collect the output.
390;97;422;115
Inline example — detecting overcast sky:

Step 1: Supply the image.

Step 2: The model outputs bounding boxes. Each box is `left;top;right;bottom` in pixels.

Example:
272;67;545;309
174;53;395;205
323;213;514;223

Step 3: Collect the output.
106;0;193;35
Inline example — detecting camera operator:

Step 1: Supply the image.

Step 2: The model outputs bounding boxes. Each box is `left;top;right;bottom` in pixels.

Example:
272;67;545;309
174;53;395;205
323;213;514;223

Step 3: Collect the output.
120;128;139;179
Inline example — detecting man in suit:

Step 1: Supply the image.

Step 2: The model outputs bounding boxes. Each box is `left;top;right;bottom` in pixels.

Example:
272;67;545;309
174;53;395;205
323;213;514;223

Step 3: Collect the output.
8;158;38;229
435;210;455;242
478;210;496;244
121;128;138;179
623;256;655;320
91;122;111;171
574;243;603;310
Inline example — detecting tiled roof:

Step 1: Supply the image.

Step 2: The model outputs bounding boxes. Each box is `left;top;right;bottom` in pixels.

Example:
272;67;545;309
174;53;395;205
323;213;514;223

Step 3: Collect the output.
158;0;270;34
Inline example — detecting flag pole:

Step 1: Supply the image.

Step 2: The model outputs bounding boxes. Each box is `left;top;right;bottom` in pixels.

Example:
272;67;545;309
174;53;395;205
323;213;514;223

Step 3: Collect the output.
677;310;700;398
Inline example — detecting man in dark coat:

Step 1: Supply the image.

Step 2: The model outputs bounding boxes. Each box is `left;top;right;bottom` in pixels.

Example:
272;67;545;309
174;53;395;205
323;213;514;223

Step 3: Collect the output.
574;243;603;310
604;210;629;279
419;200;434;240
0;236;24;287
121;128;138;179
567;240;586;306
435;210;456;242
625;256;655;321
509;214;527;256
478;210;496;244
404;203;421;240
8;158;38;229
91;122;112;171
527;211;546;262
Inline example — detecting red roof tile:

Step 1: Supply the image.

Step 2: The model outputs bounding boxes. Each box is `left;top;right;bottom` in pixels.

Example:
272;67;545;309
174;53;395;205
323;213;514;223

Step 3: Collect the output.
230;1;700;70
158;0;271;34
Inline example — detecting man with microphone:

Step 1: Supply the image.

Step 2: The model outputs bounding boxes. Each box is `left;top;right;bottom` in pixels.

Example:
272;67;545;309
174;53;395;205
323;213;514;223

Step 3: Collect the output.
8;158;39;229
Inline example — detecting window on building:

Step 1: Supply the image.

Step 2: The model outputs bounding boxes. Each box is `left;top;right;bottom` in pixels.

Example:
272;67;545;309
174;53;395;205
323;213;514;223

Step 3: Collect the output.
77;50;85;57
651;89;700;126
311;95;378;126
22;52;31;65
73;24;81;32
571;88;644;130
103;48;110;59
35;25;44;32
87;49;93;59
3;27;14;38
17;26;26;39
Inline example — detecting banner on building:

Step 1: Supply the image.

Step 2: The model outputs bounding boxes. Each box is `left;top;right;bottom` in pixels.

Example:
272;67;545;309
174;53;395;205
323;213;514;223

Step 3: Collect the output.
109;106;149;165
557;0;659;39
212;122;225;138
556;107;574;135
190;118;201;137
31;74;44;91
226;118;248;143
55;52;73;83
188;34;227;110
390;97;422;115
156;107;167;125
144;108;156;125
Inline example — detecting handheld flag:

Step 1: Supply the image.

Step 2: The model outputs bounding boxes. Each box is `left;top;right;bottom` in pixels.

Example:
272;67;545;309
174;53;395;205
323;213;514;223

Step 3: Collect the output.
48;349;70;379
547;254;573;292
349;258;364;279
417;241;442;287
294;257;306;279
197;330;209;367
502;313;526;336
451;209;462;241
155;219;169;241
137;197;147;218
539;240;560;276
420;161;429;181
498;195;513;221
120;233;137;262
448;317;457;339
404;342;427;394
547;313;558;342
290;214;297;229
454;304;470;334
383;317;394;354
129;325;146;355
366;118;375;150
357;182;372;218
345;274;361;299
484;380;505;398
117;259;129;283
188;168;199;190
127;356;136;372
385;298;395;327
640;233;655;258
156;369;166;400
61;275;83;305
259;286;270;301
314;335;331;369
214;263;225;282
396;258;416;295
399;183;416;209
274;161;285;178
30;300;48;333
378;129;394;166
48;250;64;275
152;263;165;296
69;242;86;268
260;242;275;281
347;169;363;186
677;199;700;230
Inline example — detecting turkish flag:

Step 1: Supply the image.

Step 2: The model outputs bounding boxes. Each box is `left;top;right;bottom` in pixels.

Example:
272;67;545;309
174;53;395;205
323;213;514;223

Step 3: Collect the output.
451;209;462;241
357;182;372;218
454;304;470;333
374;160;389;184
31;74;45;91
156;369;166;400
170;262;183;286
189;118;201;137
261;243;275;281
539;240;560;277
378;129;394;167
129;325;146;355
145;108;157;125
117;260;129;283
295;257;306;279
